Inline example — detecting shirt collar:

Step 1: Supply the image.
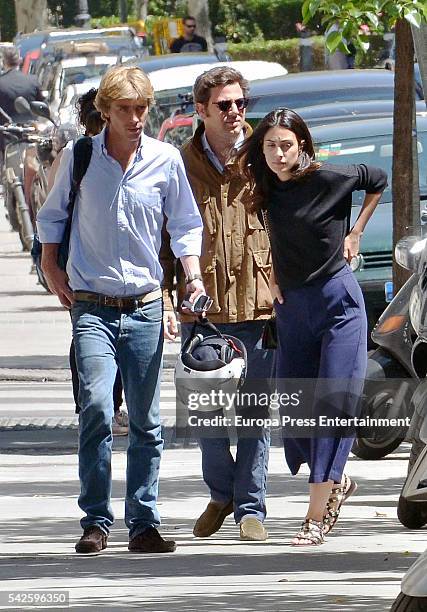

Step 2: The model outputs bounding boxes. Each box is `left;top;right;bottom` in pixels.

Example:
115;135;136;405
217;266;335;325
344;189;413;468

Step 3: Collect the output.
96;127;145;158
201;129;245;170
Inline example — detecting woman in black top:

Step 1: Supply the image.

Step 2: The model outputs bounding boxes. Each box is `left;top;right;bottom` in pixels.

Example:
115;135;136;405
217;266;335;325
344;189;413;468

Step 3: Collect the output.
238;109;387;545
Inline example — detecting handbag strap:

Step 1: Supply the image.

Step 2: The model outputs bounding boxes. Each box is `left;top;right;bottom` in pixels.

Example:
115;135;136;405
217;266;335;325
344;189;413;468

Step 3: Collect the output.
261;209;272;243
260;208;277;320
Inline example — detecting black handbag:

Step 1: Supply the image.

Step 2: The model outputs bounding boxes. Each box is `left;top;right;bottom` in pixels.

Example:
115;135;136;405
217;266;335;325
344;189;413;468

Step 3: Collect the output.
261;313;277;350
260;208;278;350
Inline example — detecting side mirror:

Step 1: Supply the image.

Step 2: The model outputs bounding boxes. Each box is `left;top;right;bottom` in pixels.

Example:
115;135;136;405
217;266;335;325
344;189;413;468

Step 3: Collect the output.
29;100;57;127
14;96;31;114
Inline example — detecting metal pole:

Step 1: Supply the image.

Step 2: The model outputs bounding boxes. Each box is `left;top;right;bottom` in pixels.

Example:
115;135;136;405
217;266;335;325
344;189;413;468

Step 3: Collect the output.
75;0;91;28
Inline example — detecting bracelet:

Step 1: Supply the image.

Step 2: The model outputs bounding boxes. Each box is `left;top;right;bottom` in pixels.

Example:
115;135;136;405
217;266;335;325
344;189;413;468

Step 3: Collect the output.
185;273;203;284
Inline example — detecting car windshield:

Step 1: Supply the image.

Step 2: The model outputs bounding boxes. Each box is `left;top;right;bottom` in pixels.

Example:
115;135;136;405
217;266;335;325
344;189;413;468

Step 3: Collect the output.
247;87;397;114
314;130;427;204
62;64;113;88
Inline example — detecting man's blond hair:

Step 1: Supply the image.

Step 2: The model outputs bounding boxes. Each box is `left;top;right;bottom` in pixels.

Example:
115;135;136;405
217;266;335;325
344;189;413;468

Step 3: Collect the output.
94;66;155;119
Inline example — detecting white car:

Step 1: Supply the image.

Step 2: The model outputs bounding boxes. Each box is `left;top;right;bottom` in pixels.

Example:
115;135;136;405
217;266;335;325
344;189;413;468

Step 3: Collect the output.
36;48;119;121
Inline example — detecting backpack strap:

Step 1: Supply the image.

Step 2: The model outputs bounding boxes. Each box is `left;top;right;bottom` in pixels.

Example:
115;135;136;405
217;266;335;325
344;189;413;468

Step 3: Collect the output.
66;136;93;214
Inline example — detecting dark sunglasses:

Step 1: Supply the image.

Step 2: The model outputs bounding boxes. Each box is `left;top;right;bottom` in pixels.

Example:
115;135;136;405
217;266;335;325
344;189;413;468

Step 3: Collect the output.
185;23;196;28
212;97;249;112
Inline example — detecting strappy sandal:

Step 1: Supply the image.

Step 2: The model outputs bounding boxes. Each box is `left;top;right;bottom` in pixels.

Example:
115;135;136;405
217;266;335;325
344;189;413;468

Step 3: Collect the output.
323;474;358;535
291;518;325;546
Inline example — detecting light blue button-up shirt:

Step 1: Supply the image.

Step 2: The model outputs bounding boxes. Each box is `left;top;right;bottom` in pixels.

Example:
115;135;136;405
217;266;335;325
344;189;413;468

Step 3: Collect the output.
37;129;202;296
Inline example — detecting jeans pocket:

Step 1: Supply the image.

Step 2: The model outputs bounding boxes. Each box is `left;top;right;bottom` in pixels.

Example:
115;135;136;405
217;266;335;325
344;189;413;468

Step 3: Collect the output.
135;298;163;323
71;301;99;321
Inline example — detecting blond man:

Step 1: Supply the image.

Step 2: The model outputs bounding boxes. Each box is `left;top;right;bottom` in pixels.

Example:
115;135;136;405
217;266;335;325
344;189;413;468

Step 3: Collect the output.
37;66;204;554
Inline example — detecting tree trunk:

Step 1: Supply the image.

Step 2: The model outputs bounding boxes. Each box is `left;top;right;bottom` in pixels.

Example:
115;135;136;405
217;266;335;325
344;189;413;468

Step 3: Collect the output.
187;0;214;51
135;0;149;20
14;0;48;34
392;19;416;291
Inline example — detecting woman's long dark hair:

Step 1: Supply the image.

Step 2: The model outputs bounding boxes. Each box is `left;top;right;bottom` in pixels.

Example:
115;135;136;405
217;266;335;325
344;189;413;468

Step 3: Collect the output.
76;88;104;136
237;108;320;212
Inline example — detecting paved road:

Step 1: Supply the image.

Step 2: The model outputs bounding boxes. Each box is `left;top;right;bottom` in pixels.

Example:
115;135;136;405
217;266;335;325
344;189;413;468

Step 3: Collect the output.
0;380;176;430
0;444;425;611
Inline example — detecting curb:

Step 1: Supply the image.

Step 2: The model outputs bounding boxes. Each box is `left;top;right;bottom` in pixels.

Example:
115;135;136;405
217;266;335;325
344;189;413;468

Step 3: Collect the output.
0;355;178;382
0;419;284;449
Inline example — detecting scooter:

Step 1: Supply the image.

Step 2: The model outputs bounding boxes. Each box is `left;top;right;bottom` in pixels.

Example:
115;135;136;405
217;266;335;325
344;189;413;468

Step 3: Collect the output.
392;225;427;530
391;405;427;610
351;229;426;461
391;546;427;610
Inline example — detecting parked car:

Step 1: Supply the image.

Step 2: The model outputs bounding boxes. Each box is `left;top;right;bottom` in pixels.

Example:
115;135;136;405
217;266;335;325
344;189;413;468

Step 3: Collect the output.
245;69;424;116
15;26;143;60
35;48;119;121
125;51;225;73
17;26;144;77
56;77;102;128
309;114;427;339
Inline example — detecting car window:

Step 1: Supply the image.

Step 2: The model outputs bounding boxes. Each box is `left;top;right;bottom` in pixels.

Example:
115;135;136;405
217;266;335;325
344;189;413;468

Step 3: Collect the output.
247;87;397;114
314;130;427;204
62;65;112;89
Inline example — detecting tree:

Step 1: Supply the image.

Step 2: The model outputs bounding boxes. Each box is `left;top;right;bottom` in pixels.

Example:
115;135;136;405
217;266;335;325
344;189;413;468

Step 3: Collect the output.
134;0;149;20
188;0;214;50
14;0;48;33
302;0;427;291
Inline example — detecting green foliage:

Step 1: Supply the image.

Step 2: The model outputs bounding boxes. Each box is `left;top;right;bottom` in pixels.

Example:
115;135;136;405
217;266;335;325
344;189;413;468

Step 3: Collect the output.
302;0;427;54
209;0;322;43
228;35;387;71
0;0;16;41
145;1;186;17
228;37;326;72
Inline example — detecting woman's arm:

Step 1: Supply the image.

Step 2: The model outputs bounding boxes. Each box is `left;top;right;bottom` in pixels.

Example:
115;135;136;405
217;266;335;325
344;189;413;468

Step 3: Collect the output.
344;191;383;262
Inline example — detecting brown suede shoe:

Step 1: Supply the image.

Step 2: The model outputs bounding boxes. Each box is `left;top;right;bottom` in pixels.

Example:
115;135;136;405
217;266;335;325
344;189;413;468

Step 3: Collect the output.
128;527;176;553
193;500;233;538
75;526;108;554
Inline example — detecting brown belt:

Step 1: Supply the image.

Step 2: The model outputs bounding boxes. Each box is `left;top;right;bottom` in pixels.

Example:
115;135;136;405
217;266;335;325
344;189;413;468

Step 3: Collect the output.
73;288;162;309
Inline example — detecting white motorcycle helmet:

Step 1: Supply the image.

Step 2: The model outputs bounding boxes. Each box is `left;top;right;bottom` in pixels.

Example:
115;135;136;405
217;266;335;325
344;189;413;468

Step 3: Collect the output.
175;318;247;413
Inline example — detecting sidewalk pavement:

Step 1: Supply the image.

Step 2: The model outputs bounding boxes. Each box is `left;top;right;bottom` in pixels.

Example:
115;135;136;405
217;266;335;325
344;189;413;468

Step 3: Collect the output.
0;208;180;384
0;442;425;611
1;209;426;611
0;208;186;437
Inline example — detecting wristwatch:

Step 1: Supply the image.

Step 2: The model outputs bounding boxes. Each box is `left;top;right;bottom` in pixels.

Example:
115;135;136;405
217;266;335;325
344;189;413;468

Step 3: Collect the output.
185;273;203;284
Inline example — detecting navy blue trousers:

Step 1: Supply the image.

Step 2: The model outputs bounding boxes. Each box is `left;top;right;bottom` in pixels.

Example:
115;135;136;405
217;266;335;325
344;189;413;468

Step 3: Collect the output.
275;265;367;483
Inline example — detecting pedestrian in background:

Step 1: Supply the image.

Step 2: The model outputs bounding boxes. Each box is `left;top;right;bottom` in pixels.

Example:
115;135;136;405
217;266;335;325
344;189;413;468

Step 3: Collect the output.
37;66;204;555
161;66;274;542
170;16;208;53
237;108;387;545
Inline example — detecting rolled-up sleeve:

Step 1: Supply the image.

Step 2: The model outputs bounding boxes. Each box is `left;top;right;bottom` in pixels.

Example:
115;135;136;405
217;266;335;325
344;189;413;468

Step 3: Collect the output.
355;163;388;194
36;146;73;243
163;152;202;258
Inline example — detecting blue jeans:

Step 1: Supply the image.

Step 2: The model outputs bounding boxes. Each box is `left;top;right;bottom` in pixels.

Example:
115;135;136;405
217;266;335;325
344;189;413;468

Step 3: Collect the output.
181;320;274;523
71;298;163;538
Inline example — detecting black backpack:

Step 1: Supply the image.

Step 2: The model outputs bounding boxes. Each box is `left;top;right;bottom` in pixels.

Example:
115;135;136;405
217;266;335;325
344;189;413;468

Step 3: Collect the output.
32;136;92;291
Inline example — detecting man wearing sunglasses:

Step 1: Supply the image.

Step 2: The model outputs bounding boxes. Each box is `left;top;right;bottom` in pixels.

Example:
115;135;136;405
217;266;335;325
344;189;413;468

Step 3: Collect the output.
170;16;208;53
161;66;274;542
